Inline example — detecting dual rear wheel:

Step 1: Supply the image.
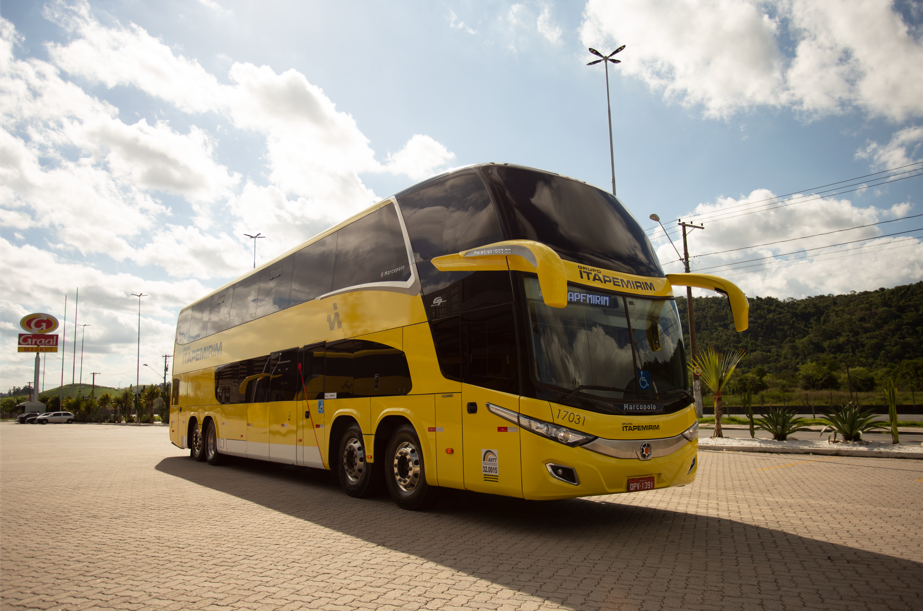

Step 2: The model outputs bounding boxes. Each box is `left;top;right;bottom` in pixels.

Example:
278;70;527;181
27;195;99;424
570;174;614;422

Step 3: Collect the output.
337;422;435;510
191;420;223;465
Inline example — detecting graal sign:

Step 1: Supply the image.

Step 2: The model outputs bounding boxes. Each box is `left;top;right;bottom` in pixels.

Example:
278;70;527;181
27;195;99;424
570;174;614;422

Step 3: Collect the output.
19;313;60;353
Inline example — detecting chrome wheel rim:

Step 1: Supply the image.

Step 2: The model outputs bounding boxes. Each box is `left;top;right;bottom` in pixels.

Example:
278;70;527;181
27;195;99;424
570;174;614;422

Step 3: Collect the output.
392;441;420;493
342;437;365;484
192;428;203;455
207;427;216;458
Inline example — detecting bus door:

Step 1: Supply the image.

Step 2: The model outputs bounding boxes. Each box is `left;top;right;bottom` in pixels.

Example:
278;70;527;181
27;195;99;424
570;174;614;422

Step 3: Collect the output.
267;348;301;465
299;343;327;469
324;339;371;457
460;306;523;497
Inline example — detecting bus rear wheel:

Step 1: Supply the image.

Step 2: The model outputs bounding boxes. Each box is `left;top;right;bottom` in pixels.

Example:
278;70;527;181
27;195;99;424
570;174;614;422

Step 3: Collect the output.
190;423;206;462
205;421;223;466
337;423;376;498
385;424;436;511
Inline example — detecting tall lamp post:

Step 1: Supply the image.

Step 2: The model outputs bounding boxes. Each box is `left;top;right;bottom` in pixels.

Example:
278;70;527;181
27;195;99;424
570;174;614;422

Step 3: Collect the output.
587;45;625;196
131;292;146;417
244;233;265;269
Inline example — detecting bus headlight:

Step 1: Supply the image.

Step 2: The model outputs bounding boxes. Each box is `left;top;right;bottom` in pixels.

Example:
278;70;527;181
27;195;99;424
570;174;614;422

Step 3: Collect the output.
681;421;698;442
487;403;597;447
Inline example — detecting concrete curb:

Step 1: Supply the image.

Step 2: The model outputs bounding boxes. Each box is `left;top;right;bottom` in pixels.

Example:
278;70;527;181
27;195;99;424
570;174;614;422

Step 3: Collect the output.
699;438;923;460
699;423;923;435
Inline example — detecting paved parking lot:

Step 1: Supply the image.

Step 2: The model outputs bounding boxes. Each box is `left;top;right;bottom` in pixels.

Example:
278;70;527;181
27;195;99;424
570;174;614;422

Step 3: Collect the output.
2;422;921;611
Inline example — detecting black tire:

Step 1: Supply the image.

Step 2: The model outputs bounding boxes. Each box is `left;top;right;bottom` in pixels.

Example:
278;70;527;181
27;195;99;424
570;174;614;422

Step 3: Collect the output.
385;424;436;511
337;423;377;498
66;419;73;424
205;421;223;466
40;420;47;425
190;423;206;462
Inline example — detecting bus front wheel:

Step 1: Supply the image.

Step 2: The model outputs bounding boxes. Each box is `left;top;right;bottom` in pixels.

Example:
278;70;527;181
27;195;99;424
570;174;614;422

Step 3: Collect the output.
338;424;376;498
385;424;436;511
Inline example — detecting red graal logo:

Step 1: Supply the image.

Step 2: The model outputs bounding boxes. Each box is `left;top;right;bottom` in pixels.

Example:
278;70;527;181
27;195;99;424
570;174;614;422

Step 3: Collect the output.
20;313;59;334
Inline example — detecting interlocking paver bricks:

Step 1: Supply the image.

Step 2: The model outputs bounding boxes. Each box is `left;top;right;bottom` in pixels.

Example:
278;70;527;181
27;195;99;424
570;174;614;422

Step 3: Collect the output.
2;423;922;610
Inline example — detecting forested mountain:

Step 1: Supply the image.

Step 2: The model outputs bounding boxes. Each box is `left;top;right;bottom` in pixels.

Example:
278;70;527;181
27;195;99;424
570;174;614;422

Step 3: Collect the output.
676;282;923;390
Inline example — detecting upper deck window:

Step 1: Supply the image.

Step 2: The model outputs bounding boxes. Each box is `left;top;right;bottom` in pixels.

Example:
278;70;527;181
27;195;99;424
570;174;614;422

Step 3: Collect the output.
484;166;663;277
397;173;503;263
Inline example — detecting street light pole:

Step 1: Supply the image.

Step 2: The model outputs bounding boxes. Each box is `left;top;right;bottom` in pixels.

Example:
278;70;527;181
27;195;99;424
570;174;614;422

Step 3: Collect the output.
131;292;146;417
244;233;265;269
587;45;625;196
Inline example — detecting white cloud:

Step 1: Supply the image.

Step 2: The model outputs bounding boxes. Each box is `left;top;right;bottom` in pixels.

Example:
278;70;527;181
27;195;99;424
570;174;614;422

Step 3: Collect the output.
537;6;563;44
856;126;923;171
651;190;922;298
448;9;477;35
0;237;210;388
579;0;923;121
383;134;456;181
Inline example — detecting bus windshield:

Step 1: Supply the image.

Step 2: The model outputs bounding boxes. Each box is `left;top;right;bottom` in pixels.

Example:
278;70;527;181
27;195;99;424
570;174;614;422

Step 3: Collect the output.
523;277;689;413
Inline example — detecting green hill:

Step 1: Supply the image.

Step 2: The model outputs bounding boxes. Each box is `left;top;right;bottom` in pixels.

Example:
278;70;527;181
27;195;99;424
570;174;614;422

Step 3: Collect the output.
676;281;923;393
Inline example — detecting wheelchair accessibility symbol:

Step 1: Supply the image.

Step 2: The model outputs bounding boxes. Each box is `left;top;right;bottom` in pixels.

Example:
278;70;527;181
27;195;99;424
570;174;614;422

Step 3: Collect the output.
638;370;651;390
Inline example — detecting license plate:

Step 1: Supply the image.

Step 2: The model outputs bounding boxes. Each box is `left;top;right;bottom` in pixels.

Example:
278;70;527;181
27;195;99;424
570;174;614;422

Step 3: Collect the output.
628;476;655;492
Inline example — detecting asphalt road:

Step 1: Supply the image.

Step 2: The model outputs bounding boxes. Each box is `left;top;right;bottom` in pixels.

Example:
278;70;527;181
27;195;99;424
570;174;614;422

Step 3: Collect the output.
2;422;921;610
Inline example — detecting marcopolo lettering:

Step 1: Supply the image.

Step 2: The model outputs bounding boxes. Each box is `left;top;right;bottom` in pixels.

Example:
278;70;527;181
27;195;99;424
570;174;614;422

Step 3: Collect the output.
381;265;406;278
183;342;223;365
622;404;662;413
621;423;661;432
577;265;655;292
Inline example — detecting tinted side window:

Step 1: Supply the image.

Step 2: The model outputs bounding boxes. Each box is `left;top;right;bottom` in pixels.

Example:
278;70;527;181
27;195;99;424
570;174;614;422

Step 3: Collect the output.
291;234;336;303
229;273;260;328
207;290;232;336
353;341;412;396
187;300;211;343
265;348;300;402
324;339;411;398
332;204;411;291
325;340;355;398
462;305;519;393
430;316;461;380
397;173;503;262
176;309;192;345
172;378;180;405
301;344;326;400
255;255;295;318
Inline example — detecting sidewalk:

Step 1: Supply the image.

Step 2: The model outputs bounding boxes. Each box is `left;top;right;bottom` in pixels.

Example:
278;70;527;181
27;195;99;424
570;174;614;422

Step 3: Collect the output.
699;425;923;459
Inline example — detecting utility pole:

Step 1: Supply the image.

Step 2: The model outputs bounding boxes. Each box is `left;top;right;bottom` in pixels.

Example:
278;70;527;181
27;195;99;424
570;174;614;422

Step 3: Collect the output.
679;219;705;417
161;354;172;388
91;372;100;398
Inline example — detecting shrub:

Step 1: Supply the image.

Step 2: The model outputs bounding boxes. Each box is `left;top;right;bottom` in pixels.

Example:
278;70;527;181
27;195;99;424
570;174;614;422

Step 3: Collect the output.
755;406;811;441
821;402;888;442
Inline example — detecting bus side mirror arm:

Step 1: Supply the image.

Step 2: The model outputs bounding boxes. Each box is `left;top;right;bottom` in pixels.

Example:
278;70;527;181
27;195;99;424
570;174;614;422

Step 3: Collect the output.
666;273;750;332
431;240;568;308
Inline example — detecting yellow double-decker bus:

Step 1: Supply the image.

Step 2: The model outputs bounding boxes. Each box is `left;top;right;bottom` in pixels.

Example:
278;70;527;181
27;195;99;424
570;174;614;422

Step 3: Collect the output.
170;163;748;510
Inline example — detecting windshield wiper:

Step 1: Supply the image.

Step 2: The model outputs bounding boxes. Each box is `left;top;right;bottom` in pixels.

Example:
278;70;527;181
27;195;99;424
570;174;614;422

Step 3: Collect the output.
560;384;630;403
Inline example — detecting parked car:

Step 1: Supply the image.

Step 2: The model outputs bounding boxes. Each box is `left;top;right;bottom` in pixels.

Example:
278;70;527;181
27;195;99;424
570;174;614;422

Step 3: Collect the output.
24;412;48;424
17;412;41;424
35;411;75;424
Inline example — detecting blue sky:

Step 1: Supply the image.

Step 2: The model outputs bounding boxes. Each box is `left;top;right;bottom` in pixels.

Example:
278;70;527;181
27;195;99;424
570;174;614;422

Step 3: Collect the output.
1;0;921;392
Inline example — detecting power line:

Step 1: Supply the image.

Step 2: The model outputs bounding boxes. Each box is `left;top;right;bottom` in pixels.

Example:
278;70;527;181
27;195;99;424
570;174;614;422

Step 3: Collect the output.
691;213;923;258
689;227;923;272
645;161;923;237
713;240;923;278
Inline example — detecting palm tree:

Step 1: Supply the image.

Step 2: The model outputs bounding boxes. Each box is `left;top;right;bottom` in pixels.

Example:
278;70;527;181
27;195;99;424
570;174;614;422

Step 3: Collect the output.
98;392;112;420
689;348;747;438
142;385;160;424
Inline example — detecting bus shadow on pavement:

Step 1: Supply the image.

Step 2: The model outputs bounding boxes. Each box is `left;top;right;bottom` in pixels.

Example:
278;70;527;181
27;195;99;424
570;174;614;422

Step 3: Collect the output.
156;455;922;611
